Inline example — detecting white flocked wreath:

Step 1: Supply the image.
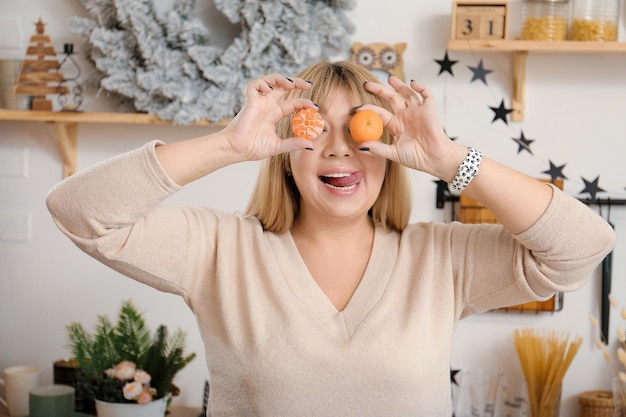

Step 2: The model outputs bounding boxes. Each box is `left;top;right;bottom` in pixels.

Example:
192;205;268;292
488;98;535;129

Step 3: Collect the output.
70;0;356;125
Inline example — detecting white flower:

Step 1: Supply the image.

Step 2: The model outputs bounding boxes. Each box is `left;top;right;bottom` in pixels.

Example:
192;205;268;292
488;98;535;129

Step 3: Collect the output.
136;388;153;405
114;361;137;380
618;347;626;367
123;381;143;400
104;368;116;378
134;369;151;385
591;294;626;378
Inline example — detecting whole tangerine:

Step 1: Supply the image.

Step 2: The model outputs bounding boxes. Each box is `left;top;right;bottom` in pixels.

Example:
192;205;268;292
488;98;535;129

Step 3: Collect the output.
349;109;384;143
291;108;324;140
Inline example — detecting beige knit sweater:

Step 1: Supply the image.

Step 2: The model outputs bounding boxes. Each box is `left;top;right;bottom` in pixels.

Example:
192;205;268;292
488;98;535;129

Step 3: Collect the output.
46;141;615;417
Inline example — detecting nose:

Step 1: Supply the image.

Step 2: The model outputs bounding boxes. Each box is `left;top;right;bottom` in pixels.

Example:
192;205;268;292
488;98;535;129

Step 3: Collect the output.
321;129;354;158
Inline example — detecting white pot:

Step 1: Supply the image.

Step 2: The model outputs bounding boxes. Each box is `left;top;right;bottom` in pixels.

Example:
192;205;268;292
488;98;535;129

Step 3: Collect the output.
94;396;168;417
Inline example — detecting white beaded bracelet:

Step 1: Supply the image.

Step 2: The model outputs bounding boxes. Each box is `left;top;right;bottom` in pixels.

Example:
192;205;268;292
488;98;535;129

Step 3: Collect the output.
450;147;482;192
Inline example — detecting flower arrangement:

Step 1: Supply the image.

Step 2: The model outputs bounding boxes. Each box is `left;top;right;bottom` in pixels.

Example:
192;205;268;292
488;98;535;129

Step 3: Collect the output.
105;360;155;405
590;293;626;383
66;300;196;405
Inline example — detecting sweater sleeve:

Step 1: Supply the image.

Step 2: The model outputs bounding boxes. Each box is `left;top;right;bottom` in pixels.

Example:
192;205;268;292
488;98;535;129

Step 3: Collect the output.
45;140;222;300
452;185;615;317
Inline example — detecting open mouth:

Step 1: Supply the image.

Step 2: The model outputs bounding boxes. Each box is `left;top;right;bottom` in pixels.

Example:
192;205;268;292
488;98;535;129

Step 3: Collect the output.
319;172;363;191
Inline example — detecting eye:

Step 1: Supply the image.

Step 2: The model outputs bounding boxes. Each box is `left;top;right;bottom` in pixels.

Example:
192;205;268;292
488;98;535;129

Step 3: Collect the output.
355;47;376;68
379;47;399;69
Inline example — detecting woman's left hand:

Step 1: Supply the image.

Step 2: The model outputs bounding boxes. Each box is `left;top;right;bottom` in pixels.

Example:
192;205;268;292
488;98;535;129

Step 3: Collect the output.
360;76;464;182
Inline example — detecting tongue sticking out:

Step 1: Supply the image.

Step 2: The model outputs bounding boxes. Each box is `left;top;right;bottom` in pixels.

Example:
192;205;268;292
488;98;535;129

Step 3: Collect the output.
321;172;362;188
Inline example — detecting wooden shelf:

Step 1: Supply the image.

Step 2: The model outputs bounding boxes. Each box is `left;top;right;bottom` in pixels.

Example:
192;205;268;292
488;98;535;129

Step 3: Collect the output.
446;40;626;121
0;109;228;178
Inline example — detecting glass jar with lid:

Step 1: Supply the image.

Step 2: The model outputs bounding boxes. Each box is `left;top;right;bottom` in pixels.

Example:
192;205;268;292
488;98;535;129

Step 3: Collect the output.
522;0;570;41
570;0;620;41
521;0;570;41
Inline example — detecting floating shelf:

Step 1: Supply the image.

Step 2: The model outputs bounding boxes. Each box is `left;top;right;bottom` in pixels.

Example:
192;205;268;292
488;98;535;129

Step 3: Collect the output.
0;109;227;177
446;40;626;121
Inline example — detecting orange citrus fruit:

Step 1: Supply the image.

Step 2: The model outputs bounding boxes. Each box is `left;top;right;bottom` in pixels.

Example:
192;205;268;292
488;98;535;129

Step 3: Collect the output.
291;108;324;140
349;109;383;143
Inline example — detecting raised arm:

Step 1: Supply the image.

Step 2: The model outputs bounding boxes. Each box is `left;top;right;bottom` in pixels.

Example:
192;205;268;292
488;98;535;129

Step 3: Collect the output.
45;74;316;250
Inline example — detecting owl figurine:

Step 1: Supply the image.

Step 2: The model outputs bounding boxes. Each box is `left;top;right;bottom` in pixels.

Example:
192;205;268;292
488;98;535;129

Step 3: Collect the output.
351;42;407;83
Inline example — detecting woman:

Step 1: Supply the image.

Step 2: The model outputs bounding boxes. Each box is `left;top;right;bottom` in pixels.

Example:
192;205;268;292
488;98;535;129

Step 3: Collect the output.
46;61;615;416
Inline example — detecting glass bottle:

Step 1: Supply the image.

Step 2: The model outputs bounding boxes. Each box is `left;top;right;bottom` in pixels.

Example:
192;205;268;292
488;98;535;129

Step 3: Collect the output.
570;0;620;41
521;0;570;41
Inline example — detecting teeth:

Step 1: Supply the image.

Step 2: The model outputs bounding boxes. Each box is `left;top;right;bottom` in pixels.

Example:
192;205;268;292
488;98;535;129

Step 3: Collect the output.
324;183;357;191
322;173;351;178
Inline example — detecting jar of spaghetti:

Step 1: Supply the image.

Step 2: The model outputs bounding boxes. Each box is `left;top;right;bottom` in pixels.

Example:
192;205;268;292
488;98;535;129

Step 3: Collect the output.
570;0;620;41
521;0;570;41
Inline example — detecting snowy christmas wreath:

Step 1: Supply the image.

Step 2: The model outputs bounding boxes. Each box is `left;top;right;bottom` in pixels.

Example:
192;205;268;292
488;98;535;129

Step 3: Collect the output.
70;0;356;125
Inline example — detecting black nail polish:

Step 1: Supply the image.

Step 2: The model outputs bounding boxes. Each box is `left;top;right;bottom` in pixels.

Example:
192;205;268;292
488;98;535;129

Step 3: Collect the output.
359;147;370;152
305;147;314;151
286;77;293;82
306;80;313;84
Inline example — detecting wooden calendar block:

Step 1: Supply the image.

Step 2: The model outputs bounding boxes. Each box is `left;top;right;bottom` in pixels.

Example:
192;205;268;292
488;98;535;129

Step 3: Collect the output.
451;1;509;40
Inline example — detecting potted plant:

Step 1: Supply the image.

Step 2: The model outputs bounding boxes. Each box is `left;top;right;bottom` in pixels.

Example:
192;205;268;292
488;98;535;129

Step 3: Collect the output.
66;300;196;417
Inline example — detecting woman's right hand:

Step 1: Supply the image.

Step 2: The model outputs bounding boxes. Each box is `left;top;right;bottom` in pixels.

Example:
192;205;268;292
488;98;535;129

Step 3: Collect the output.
221;74;318;162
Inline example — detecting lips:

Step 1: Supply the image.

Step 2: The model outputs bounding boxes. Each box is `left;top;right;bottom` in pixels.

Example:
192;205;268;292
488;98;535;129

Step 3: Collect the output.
319;172;363;189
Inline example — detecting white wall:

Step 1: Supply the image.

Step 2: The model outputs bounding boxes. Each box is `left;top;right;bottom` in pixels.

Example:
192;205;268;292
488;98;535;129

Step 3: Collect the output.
1;1;625;415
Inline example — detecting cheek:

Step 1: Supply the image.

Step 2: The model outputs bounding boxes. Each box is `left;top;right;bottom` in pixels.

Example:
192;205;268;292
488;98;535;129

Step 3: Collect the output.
288;152;316;185
368;158;388;184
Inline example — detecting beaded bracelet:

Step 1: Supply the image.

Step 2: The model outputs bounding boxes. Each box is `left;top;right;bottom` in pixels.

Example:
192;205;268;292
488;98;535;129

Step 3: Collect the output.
450;147;482;192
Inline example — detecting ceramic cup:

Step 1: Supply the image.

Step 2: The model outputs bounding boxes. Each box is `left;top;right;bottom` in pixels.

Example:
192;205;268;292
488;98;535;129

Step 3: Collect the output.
29;384;75;417
0;365;40;417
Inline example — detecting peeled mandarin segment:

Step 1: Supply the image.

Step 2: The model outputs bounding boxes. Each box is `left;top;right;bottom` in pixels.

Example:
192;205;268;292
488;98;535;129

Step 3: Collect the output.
349;109;384;143
291;108;324;140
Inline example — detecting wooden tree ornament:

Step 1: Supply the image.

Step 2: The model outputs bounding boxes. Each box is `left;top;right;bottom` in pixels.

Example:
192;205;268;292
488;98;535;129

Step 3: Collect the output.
14;18;69;111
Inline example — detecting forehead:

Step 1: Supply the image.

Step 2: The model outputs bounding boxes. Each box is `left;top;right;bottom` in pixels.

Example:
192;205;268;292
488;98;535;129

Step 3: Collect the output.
318;89;358;118
312;81;378;118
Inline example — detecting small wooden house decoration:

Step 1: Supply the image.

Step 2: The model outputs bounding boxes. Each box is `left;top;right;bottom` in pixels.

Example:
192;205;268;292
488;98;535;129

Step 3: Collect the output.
14;18;69;111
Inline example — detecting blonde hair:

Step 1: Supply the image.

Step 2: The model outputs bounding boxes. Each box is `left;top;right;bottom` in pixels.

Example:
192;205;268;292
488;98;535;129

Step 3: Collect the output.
246;61;412;233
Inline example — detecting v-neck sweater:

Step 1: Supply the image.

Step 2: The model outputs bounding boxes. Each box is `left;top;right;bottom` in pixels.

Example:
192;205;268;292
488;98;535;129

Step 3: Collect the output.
46;141;615;417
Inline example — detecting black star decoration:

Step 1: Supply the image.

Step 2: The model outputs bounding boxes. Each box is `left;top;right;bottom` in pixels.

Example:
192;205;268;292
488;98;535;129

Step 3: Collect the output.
434;179;450;209
435;51;458;76
512;130;534;155
467;59;493;85
579;176;605;201
450;369;461;386
489;99;513;125
542;160;568;184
